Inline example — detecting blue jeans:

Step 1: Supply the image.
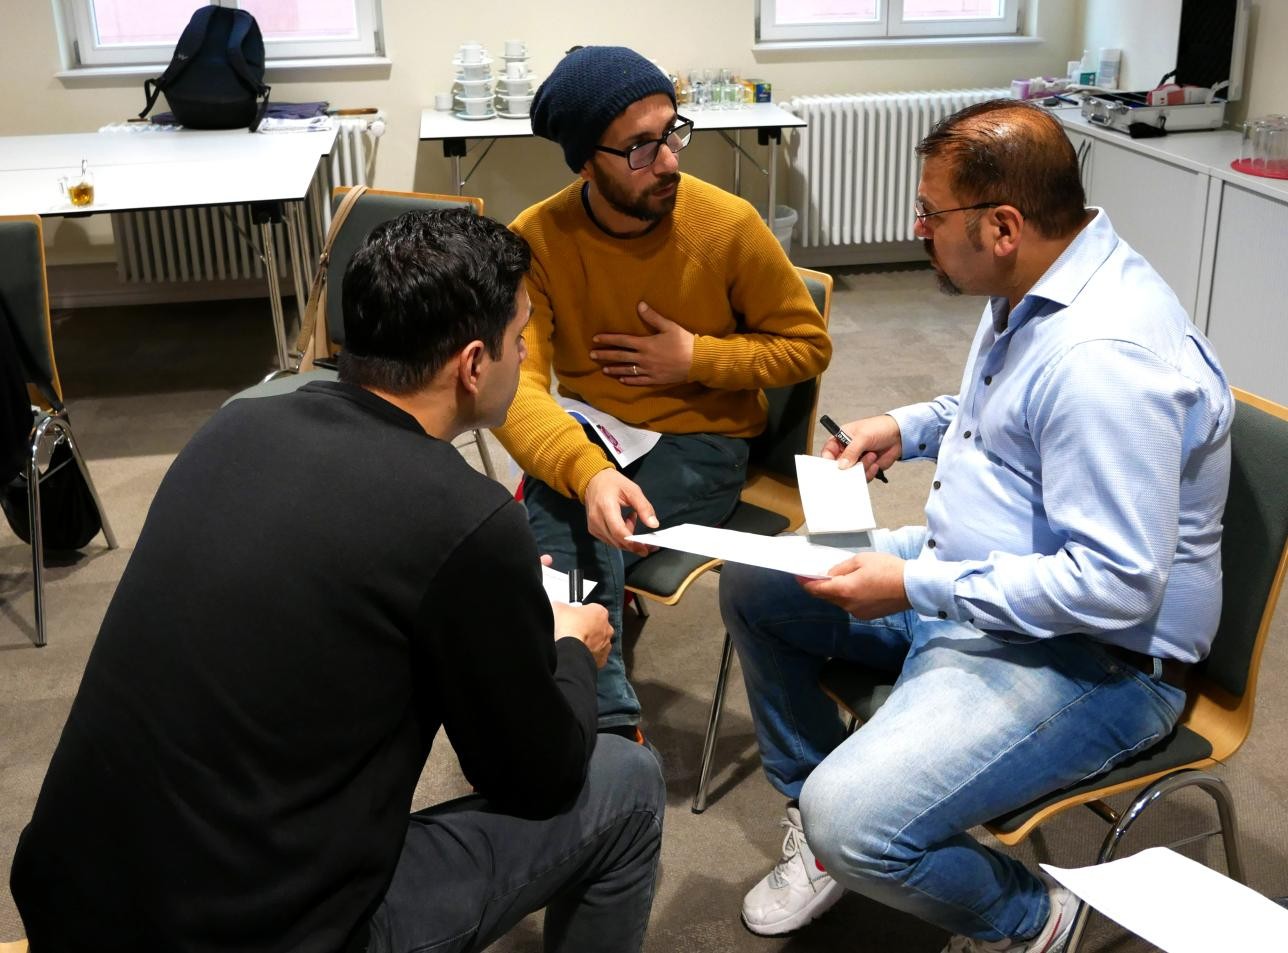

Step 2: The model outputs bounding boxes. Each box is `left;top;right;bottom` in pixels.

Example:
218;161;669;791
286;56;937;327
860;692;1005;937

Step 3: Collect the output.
525;430;748;729
368;735;665;953
719;525;1187;942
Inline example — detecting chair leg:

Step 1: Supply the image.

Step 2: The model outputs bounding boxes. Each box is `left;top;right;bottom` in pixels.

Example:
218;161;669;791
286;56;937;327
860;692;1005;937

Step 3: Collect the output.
22;415;118;649
633;592;650;619
1065;769;1244;953
26;433;46;649
692;631;734;814
472;429;496;480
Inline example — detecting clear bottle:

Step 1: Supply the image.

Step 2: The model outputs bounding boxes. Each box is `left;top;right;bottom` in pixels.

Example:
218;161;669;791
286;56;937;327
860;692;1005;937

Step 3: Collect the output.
677;72;692;105
717;68;734;110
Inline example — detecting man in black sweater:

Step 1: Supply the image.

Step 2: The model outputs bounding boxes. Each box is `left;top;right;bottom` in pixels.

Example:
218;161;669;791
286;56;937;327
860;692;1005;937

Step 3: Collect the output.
10;209;665;953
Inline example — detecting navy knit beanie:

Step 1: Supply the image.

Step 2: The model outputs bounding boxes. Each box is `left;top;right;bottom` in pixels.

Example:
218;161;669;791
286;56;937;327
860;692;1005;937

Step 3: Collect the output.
531;46;677;172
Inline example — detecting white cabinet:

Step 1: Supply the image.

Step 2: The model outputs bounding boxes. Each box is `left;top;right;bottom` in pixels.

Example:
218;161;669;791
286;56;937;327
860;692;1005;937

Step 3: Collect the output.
1055;110;1288;402
1205;185;1288;405
1083;138;1209;320
1065;129;1094;194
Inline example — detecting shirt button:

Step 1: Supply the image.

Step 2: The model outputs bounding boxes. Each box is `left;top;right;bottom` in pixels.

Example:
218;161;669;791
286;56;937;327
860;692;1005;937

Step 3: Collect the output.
933;480;941;490
919;443;927;451
937;610;948;620
984;375;993;385
927;539;936;549
963;430;972;439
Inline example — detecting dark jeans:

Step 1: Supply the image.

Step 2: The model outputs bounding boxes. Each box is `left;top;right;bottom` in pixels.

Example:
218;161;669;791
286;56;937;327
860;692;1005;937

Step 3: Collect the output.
367;735;665;953
523;430;749;729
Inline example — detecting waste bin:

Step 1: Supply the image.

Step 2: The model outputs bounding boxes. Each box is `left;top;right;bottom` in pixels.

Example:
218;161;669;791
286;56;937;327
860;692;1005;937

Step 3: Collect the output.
764;205;798;257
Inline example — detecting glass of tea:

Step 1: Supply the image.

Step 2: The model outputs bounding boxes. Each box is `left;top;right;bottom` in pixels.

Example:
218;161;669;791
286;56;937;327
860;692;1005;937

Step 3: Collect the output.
58;159;94;207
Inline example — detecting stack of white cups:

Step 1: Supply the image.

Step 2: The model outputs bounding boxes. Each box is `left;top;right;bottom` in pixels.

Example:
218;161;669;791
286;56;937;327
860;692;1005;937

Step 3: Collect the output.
495;40;536;119
452;41;495;119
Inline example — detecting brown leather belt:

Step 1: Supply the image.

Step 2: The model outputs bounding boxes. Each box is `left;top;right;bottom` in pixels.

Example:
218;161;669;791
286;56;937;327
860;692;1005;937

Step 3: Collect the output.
1101;643;1189;689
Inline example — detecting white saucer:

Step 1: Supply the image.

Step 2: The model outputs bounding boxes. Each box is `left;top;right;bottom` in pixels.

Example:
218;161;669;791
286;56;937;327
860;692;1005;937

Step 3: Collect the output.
496;109;532;120
452;55;494;67
453;109;497;121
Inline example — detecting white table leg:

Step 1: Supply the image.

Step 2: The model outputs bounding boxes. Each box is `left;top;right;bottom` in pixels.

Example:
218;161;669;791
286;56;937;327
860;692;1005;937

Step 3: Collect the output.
767;132;779;231
258;219;290;370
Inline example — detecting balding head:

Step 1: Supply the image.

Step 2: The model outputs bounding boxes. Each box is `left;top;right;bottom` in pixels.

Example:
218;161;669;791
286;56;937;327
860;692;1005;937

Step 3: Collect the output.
917;100;1086;239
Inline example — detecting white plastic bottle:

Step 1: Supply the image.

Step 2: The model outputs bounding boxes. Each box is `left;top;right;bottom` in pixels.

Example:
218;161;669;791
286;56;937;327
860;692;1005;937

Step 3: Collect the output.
1079;49;1097;86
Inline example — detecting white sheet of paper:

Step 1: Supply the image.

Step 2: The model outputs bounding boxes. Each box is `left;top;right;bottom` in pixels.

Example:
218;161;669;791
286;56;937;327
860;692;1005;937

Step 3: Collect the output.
1041;848;1288;952
558;397;662;467
795;454;877;535
626;523;858;578
541;566;597;604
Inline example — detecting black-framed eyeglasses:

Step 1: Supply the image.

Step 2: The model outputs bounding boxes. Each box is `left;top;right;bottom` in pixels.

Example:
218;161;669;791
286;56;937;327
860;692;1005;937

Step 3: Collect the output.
913;199;1003;224
595;116;694;171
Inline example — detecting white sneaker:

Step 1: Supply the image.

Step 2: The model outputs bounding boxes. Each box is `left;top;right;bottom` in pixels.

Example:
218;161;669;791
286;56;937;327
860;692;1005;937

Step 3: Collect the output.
741;802;845;935
940;884;1078;953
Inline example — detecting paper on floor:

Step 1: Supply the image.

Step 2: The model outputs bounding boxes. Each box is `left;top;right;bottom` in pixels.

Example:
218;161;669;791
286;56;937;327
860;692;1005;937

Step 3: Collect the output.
1041;847;1288;952
626;523;857;578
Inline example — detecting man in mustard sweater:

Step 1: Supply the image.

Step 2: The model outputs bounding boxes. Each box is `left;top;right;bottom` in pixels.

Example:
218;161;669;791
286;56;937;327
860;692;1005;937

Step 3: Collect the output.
494;46;832;738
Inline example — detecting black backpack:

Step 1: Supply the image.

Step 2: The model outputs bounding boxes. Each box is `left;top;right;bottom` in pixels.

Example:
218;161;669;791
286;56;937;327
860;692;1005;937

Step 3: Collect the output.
139;5;271;131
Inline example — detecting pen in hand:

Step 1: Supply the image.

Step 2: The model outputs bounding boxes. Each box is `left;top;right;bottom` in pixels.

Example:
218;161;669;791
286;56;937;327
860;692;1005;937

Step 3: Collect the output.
568;569;584;605
820;414;889;484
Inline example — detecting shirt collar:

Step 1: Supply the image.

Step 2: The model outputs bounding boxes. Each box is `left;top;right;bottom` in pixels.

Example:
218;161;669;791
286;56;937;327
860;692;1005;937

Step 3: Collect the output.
987;207;1117;334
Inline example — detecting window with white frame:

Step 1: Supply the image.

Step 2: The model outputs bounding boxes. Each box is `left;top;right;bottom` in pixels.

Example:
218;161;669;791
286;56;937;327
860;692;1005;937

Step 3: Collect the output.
59;0;383;68
758;0;1020;43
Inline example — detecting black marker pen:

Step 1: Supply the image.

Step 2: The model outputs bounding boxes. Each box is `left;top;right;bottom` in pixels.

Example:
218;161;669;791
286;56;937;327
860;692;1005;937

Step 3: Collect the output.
820;415;889;483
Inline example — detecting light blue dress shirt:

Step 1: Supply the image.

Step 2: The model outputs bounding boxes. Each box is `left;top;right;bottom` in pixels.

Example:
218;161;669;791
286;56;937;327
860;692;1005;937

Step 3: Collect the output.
891;209;1233;662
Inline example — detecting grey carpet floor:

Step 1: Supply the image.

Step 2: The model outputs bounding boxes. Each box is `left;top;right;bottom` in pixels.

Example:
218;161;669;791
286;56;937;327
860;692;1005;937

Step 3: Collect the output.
2;265;1285;951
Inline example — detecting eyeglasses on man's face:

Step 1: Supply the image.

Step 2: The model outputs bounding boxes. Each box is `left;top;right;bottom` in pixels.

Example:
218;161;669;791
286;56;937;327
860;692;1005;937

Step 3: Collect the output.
595;117;694;171
913;199;1003;225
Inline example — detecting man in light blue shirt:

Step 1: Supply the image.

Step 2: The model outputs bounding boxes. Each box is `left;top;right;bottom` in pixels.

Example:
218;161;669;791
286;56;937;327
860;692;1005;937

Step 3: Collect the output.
722;100;1232;953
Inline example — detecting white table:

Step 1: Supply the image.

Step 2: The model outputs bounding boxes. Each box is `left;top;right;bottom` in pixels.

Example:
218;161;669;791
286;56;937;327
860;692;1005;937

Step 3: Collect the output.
418;103;807;228
0;127;340;369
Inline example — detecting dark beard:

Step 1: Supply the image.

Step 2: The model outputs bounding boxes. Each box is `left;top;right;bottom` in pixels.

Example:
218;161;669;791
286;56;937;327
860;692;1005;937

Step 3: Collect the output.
595;169;680;223
924;238;961;296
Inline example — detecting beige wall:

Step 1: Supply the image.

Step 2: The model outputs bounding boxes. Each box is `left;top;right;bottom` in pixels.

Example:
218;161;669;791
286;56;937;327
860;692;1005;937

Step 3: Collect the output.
1078;0;1181;93
2;0;1079;264
1236;1;1288;123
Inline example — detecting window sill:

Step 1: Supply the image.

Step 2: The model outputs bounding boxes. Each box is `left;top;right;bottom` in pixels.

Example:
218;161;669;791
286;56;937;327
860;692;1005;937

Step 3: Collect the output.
57;55;392;85
752;34;1043;53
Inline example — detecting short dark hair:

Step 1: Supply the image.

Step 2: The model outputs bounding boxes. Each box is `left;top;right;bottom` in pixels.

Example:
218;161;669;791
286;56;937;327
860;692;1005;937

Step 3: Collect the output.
338;208;530;394
916;99;1086;239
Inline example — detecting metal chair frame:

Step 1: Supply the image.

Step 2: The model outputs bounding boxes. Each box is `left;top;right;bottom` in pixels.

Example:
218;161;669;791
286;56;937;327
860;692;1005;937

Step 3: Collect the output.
21;408;119;648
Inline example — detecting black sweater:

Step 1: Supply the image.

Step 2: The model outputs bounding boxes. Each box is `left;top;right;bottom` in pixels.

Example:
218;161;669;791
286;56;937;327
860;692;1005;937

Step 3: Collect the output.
11;381;598;953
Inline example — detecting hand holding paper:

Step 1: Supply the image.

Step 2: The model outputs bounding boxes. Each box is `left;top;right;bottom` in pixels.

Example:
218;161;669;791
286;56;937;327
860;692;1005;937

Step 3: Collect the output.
624;454;884;579
799;550;910;619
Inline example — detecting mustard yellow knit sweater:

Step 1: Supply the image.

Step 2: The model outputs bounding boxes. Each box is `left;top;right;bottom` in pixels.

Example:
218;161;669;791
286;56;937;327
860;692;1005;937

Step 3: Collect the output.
495;173;832;500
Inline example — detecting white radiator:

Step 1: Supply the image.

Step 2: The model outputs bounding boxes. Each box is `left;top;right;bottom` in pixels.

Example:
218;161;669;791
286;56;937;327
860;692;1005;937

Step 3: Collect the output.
109;115;382;284
786;90;1008;248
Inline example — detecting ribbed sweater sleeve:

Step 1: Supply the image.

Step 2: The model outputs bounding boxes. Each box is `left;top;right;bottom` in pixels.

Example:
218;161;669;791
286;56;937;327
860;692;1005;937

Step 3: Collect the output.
495;175;831;500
